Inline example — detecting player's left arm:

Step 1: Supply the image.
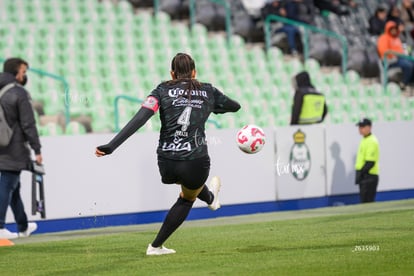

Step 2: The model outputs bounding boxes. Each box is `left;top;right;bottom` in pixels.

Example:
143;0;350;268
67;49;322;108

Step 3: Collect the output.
212;87;241;114
95;96;158;156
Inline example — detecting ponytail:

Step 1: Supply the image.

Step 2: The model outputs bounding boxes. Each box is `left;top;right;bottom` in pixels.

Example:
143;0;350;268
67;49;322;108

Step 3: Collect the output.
166;53;201;100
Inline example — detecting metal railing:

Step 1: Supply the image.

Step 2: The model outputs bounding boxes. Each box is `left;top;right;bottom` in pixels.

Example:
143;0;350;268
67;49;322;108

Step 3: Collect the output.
189;0;232;44
0;58;71;125
153;0;159;17
114;94;222;132
114;95;143;132
264;15;348;77
382;50;414;91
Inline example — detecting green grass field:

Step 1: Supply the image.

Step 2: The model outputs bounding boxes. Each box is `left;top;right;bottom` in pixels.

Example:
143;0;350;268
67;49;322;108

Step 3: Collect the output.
1;199;413;275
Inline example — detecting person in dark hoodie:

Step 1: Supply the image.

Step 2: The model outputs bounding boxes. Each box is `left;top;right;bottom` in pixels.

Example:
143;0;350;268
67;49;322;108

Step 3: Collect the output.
368;4;388;36
290;71;328;125
0;57;41;240
377;21;414;91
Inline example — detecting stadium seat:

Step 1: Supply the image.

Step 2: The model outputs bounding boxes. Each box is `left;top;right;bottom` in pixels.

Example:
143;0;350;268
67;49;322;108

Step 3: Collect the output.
38;122;64;136
65;121;87;135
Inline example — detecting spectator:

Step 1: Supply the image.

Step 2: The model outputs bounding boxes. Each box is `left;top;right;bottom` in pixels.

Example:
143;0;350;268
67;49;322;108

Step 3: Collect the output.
368;5;388;36
387;4;405;35
295;0;316;24
0;58;40;240
400;0;414;39
313;0;356;15
377;21;414;90
290;71;328;125
262;1;302;55
355;118;380;203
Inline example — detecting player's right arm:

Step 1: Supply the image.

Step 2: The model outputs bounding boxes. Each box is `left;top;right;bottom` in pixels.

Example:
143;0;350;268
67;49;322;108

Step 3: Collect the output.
95;95;159;156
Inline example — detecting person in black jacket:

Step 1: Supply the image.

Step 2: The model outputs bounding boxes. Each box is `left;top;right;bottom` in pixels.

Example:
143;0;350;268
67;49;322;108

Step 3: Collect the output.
0;58;41;239
95;53;241;255
290;71;328;125
368;5;388;36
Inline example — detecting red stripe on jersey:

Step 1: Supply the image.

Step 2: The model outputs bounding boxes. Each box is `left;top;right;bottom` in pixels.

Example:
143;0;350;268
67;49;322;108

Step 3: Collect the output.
142;96;159;112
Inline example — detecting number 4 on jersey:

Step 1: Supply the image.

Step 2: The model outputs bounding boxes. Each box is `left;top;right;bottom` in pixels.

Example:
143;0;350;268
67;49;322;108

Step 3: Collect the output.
177;106;192;131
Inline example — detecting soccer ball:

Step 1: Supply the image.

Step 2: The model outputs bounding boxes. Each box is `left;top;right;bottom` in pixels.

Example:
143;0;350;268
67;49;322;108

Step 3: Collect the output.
236;124;266;154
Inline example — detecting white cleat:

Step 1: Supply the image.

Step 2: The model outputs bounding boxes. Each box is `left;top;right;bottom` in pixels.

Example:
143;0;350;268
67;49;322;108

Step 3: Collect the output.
146;244;176;256
0;228;18;240
208;176;221;211
18;222;37;238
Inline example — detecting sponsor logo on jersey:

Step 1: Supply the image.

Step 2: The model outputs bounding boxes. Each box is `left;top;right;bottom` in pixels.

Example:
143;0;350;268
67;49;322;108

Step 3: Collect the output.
168;88;208;98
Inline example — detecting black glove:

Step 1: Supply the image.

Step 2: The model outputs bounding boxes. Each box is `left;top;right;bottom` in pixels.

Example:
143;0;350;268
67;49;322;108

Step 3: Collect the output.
97;144;113;155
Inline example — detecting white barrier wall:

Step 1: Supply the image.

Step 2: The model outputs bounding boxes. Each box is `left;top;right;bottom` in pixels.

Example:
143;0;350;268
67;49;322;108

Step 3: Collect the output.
7;127;276;222
275;125;326;200
324;123;360;195
5;121;414;223
324;121;414;194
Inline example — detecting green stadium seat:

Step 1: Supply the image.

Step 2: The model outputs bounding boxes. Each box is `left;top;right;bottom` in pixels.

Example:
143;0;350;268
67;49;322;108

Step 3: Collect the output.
284;58;303;76
39;123;64;136
348;111;362;123
329;112;345;124
384;111;397;121
374;97;385;110
348;84;364;98
324;71;344;86
401;110;413;121
385;82;401;96
346;70;360;83
390;98;403;110
268;47;283;60
65;121;87;135
357;98;369;112
408;98;414;110
305;58;321;72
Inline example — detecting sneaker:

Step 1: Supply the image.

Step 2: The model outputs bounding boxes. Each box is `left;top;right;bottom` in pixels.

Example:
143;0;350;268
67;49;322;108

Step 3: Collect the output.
18;222;37;238
146;244;176;256
208;176;221;211
0;228;18;240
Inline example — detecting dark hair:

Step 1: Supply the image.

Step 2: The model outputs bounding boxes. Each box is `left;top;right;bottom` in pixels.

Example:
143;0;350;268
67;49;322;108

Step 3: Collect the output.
171;53;195;79
375;5;387;15
3;57;29;76
167;53;201;99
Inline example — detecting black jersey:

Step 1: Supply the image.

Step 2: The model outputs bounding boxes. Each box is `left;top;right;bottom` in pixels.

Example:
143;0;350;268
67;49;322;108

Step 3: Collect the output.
142;81;240;160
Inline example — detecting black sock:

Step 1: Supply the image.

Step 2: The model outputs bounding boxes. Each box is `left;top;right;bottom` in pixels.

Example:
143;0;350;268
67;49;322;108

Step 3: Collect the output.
151;197;194;248
197;185;213;204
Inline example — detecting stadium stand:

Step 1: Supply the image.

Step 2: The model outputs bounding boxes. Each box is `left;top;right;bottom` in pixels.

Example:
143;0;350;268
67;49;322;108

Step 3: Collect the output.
0;0;412;136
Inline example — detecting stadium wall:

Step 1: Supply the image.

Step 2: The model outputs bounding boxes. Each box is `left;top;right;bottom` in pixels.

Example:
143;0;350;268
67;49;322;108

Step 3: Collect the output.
5;121;414;233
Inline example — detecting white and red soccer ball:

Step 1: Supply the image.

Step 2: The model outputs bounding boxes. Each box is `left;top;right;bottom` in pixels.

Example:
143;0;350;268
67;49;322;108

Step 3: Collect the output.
236;124;266;154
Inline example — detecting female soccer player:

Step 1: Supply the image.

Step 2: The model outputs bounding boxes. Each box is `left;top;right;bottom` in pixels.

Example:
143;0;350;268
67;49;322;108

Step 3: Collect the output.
95;53;241;255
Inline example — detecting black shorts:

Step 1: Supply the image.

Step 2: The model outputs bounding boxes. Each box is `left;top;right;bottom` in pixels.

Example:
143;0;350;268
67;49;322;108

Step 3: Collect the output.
157;155;210;190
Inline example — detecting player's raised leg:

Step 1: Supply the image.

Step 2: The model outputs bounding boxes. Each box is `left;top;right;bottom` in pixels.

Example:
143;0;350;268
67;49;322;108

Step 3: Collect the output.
207;176;221;210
